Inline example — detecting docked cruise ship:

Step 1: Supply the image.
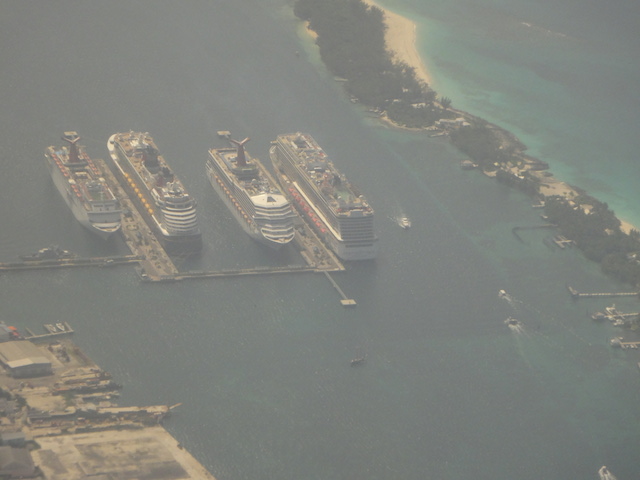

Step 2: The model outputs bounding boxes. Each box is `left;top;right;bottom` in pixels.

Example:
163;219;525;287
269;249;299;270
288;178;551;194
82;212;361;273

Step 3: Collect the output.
207;137;296;249
270;133;376;260
108;132;201;253
45;132;121;239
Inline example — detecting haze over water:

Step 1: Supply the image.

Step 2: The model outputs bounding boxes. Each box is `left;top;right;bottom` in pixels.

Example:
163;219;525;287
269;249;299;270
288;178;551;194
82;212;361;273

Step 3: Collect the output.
1;1;638;479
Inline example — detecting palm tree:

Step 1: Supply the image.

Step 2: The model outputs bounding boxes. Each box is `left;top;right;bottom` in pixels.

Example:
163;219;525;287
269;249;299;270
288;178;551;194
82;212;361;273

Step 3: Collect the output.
440;96;452;110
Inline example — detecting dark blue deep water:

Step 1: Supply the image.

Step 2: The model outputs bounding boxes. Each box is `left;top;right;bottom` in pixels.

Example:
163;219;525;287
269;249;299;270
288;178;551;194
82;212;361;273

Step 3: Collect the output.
1;1;638;479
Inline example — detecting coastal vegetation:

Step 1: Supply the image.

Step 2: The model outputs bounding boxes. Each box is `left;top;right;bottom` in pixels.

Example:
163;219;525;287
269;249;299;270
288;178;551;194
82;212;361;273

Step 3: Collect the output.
294;0;445;127
294;0;640;288
544;195;640;285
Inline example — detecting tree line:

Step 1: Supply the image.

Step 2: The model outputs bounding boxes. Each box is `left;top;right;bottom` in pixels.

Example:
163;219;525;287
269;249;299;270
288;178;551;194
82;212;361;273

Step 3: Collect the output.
294;0;640;288
294;0;445;127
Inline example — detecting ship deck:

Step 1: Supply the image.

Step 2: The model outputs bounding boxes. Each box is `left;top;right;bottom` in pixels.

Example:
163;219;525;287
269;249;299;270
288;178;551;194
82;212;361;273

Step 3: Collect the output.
7;146;353;305
112;132;189;195
209;148;282;198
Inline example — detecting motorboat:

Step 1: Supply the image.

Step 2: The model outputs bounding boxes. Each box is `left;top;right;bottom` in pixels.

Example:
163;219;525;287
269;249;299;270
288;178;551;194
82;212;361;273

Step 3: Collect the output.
505;317;522;327
398;216;411;229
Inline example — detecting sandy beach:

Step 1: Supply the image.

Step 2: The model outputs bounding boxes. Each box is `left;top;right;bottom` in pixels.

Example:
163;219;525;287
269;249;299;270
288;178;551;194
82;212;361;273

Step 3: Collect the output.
361;0;431;86
304;1;638;237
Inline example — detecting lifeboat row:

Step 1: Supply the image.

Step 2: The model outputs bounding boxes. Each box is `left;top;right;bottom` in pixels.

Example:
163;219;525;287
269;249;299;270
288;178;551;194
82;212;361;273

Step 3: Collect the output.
51;153;71;178
213;173;250;224
123;171;154;216
288;187;327;234
79;152;101;177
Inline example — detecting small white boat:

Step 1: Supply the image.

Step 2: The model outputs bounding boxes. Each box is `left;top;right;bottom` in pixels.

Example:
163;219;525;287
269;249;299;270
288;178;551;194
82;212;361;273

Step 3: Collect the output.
56;323;65;332
398;216;411;229
598;465;616;480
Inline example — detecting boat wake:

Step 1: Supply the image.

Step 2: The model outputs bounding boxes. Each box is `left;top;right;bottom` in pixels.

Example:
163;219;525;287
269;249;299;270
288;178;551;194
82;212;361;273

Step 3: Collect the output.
599;466;617;480
505;317;525;335
498;289;521;309
390;214;411;229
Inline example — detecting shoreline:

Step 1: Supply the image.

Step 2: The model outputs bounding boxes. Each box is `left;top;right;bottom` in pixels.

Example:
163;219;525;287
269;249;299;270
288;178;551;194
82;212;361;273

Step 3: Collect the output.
299;0;638;236
360;0;431;86
357;1;638;235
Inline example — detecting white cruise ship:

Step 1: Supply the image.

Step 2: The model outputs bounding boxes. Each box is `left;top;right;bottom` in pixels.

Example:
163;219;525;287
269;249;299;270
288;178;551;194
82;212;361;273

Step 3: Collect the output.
270;133;376;260
45;132;121;240
108;132;201;253
207;137;296;249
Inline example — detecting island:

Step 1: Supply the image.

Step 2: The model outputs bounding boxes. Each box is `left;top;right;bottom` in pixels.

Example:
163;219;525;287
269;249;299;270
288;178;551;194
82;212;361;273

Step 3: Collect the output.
294;0;640;288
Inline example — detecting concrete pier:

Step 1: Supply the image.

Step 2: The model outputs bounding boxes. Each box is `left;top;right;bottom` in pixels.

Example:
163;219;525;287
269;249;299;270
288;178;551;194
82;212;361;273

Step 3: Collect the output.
5;157;354;306
0;255;143;272
24;322;74;342
0;335;216;480
97;158;180;281
567;285;638;299
324;271;356;307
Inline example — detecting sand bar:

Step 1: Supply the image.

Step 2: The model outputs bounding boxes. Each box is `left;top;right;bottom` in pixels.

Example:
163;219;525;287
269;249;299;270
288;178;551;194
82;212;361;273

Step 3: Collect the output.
361;0;431;85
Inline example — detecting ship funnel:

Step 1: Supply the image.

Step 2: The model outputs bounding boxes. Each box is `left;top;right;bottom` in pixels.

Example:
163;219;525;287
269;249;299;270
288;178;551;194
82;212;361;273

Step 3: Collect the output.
62;131;81;163
230;137;250;167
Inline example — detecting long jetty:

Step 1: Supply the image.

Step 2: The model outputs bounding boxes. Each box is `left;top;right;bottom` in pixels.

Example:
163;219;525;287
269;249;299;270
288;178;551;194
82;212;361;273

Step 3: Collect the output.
567;285;639;299
0;255;144;272
323;271;356;307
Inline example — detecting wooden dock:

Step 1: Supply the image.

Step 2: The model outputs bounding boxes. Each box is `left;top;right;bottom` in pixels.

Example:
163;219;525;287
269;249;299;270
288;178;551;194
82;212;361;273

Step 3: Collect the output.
610;337;640;349
567;285;638;299
24;322;74;342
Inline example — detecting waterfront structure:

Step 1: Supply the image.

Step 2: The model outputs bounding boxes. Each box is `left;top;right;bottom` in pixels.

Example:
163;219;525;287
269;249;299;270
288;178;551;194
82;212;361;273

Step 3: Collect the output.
0;335;216;480
0;340;52;378
108;132;201;253
207;137;296;249
45;132;121;239
270;133;376;260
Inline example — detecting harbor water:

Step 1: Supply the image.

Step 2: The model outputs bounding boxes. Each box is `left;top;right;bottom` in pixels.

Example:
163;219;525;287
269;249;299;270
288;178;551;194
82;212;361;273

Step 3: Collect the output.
0;1;638;479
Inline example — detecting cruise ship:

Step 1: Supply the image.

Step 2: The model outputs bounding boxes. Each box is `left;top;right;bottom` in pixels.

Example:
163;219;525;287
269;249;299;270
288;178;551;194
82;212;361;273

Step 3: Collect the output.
207;136;296;249
45;132;121;239
270;133;376;260
108;132;201;253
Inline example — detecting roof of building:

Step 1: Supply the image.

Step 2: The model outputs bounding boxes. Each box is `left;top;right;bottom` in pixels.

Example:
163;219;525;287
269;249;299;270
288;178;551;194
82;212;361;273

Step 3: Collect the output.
0;341;52;369
0;446;36;474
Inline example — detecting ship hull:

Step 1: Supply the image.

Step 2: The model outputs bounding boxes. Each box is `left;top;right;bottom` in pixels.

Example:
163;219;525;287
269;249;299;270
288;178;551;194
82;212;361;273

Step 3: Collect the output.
270;143;376;261
206;163;291;250
206;141;295;250
46;153;121;240
206;166;279;249
107;134;201;255
280;178;376;261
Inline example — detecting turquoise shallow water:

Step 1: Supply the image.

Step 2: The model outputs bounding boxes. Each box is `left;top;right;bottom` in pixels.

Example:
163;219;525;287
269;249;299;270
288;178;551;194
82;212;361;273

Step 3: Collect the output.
0;1;639;479
377;0;640;228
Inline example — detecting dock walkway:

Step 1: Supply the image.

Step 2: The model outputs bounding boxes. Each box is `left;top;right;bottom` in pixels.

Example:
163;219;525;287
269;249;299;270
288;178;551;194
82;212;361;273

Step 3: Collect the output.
0;255;143;272
98;158;180;280
567;285;638;299
323;271;356;307
24;322;74;342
